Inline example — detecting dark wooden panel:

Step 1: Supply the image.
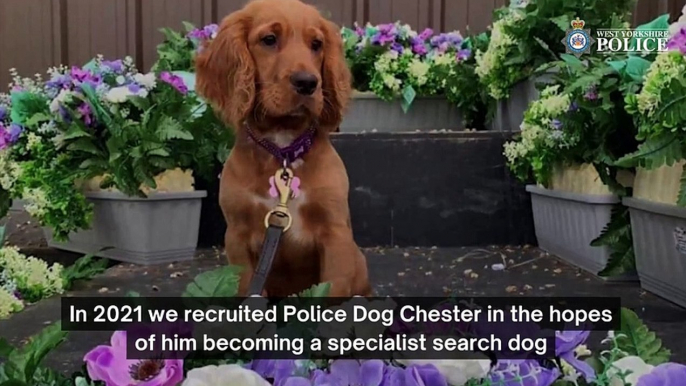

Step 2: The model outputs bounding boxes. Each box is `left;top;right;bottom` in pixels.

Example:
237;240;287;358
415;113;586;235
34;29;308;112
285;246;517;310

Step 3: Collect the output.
305;0;356;26
443;0;470;33
216;0;248;20
140;0;213;70
0;0;61;91
64;0;136;67
466;0;498;34
368;0;435;28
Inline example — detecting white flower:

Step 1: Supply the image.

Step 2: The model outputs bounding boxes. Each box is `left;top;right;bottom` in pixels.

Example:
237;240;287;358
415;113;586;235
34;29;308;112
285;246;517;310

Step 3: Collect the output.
607;356;654;386
408;59;431;86
182;365;270;386
105;86;133;103
26;133;42;149
397;359;491;386
134;73;157;89
49;89;71;113
116;75;126;85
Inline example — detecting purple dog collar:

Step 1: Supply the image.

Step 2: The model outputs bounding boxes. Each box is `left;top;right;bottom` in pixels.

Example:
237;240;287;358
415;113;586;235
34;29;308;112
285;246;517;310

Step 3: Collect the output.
245;122;316;166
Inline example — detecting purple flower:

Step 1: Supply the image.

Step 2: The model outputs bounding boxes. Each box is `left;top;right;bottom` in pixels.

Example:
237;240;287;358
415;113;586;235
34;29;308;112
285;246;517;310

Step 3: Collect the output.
583;86;598;101
555;331;595;382
84;331;183;386
371;24;397;46
8;124;22;142
410;37;429;55
404;364;447;386
282;377;312;386
13;290;22;300
128;83;142;94
250;360;300;385
568;101;579;112
159;72;188;95
0;105;7;121
77;103;93;126
551;119;563;130
45;74;72;94
188;24;218;41
355;25;365;37
312;360;384;386
457;48;471;61
390;42;404;54
101;59;124;74
0;126;10;150
490;360;561;386
637;363;686;386
418;28;434;40
666;27;686;54
203;24;218;38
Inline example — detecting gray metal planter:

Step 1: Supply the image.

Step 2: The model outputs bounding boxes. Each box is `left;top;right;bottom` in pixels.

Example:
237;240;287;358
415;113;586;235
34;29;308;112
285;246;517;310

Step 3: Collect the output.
527;185;637;281
44;190;207;265
493;73;556;132
339;92;464;132
624;197;686;308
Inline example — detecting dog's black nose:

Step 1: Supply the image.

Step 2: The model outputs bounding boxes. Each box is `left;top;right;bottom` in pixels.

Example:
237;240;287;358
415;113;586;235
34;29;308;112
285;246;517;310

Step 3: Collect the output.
290;71;318;95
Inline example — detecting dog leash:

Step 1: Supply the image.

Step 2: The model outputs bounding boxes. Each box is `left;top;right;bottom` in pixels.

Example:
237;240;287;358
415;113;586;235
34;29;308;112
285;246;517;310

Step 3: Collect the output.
247;163;296;296
245;122;316;296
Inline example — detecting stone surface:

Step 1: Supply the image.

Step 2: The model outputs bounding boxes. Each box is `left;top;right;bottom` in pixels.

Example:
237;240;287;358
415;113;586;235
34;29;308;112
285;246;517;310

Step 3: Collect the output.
0;245;684;374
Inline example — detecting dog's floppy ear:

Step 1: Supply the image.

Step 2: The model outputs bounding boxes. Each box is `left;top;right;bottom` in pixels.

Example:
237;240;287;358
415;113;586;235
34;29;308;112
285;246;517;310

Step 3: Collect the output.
319;19;352;130
195;11;255;128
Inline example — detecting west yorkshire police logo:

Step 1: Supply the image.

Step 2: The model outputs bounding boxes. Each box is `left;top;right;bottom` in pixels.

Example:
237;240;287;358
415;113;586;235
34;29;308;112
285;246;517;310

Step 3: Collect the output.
562;18;595;57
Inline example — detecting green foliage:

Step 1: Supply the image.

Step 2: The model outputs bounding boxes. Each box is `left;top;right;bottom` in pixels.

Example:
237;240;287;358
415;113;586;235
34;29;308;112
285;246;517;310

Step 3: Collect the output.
616;308;671;365
0;323;68;385
183;265;243;298
154;23;198;72
60;253;109;291
591;205;635;277
476;0;635;99
505;55;638;188
292;282;331;298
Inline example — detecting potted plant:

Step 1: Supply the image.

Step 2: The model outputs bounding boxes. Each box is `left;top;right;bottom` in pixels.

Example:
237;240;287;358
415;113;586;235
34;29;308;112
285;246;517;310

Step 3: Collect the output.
617;11;686;307
7;56;231;265
504;54;640;280
476;0;635;132
339;22;492;132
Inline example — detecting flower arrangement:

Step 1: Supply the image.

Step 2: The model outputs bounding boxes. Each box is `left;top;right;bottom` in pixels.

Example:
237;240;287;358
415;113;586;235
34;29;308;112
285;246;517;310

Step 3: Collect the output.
475;0;635;100
618;8;686;205
341;22;492;128
503;51;647;277
155;23;218;72
0;93;21;218
5;55;232;240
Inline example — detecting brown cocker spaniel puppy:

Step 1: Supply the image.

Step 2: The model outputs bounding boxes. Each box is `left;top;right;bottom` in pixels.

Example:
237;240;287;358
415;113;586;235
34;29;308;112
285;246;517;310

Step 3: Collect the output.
195;0;371;297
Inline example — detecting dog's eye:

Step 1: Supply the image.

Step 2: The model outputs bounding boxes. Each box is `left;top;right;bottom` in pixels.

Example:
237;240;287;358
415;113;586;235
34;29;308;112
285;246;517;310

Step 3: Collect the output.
311;39;323;52
261;35;277;46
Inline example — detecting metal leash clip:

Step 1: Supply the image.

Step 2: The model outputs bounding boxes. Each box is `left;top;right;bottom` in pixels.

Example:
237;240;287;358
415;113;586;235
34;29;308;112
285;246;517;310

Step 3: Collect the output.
264;164;294;232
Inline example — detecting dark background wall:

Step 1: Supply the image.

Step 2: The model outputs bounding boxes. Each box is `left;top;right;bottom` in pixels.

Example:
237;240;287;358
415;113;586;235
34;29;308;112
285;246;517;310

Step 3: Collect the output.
1;0;685;90
197;132;537;248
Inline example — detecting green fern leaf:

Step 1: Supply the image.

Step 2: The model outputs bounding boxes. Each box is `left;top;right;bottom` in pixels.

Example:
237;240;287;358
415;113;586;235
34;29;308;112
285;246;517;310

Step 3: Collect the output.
62;125;92;140
591;205;628;247
617;308;671;365
157;117;194;140
66;139;101;155
615;132;682;169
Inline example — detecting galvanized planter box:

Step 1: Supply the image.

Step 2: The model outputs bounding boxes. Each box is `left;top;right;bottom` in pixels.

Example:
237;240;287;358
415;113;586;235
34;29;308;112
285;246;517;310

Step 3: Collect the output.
527;185;637;281
624;197;686;308
44;190;206;265
339;92;464;132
